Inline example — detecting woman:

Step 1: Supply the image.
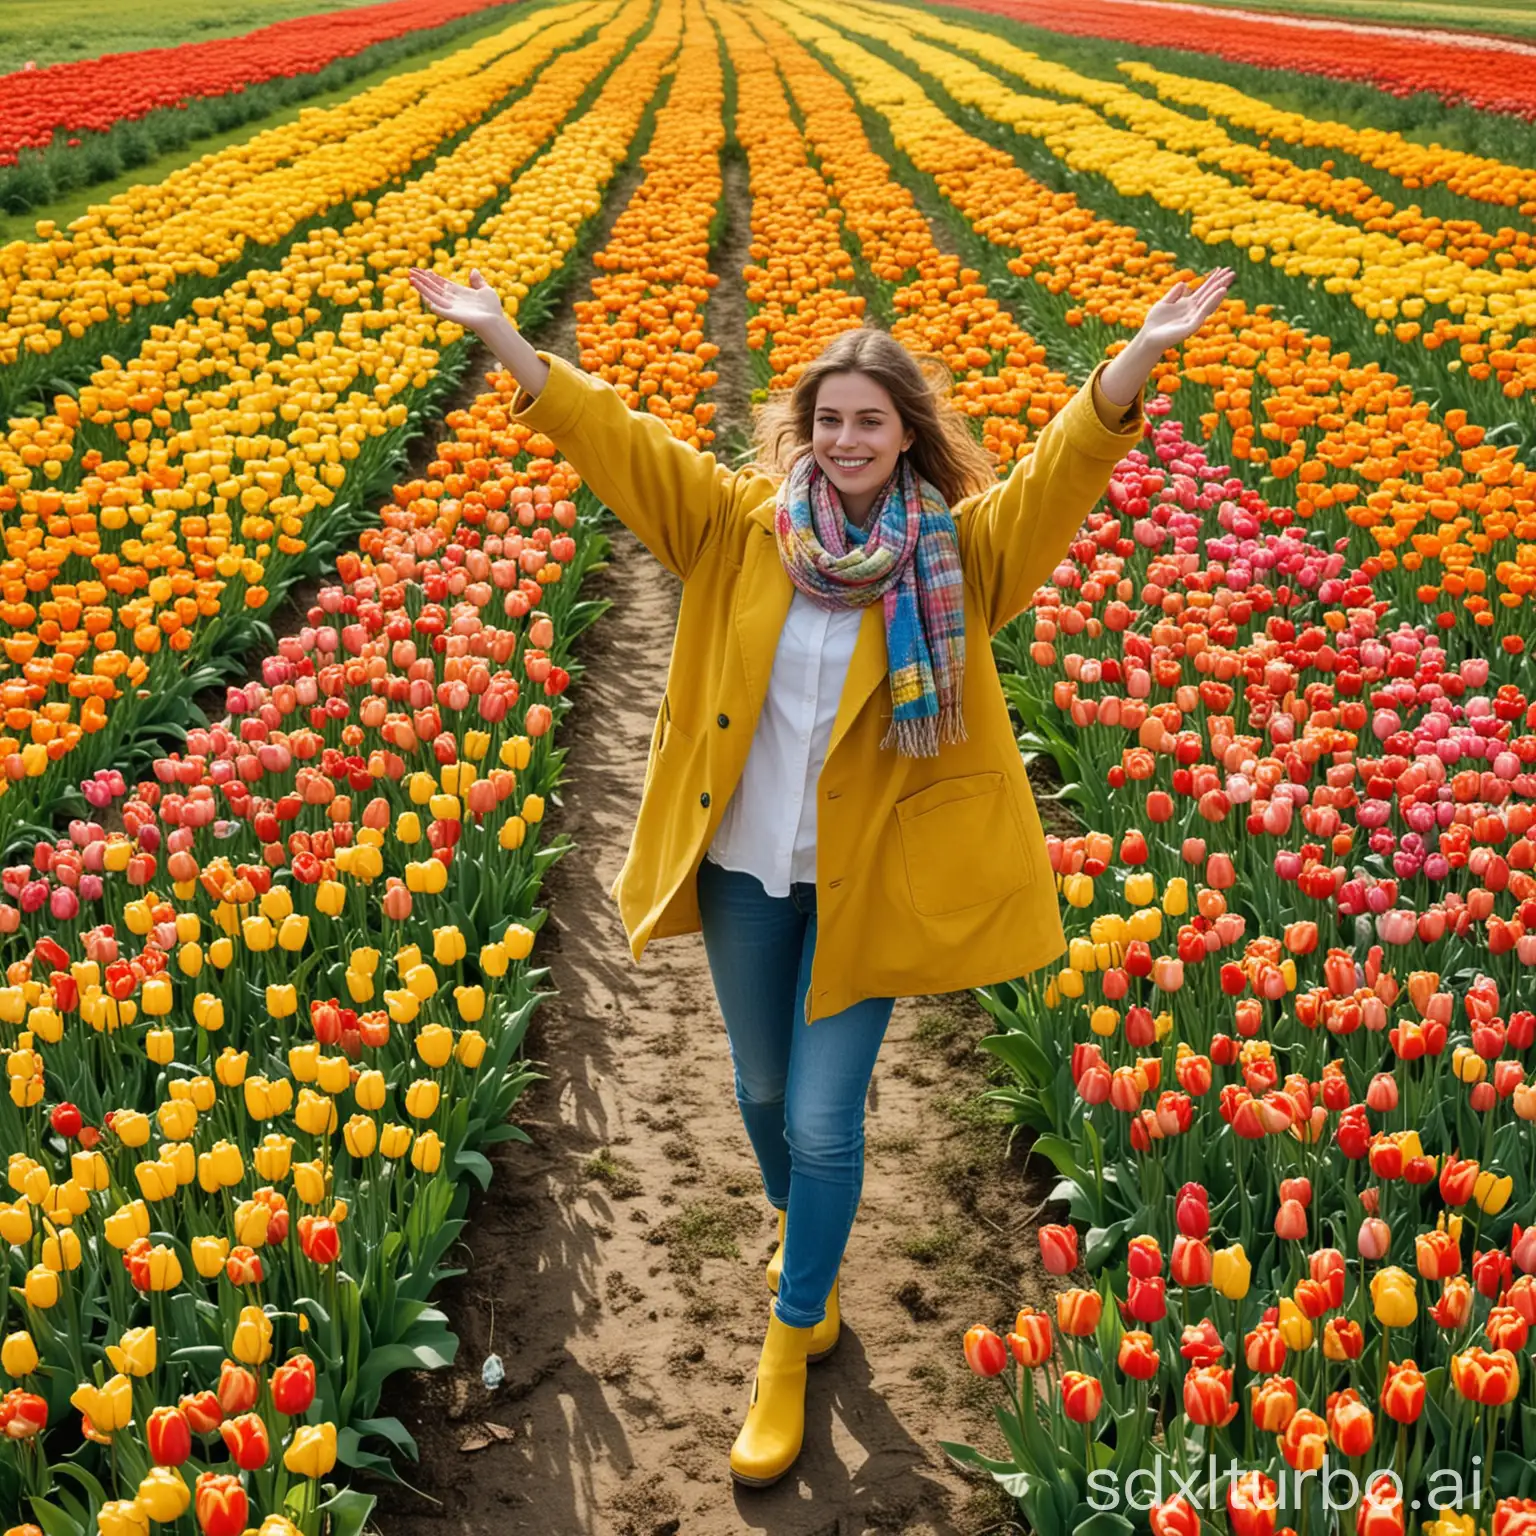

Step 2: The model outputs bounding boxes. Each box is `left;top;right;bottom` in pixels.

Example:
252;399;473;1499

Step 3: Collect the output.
409;261;1234;1486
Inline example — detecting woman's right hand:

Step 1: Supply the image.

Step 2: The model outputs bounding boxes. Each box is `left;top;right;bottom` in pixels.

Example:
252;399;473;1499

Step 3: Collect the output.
408;267;508;335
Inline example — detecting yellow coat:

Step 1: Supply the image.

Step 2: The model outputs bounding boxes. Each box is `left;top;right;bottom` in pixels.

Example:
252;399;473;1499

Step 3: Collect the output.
510;352;1145;1021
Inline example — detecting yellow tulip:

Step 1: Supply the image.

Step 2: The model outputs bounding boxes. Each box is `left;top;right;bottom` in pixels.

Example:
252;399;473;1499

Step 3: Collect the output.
253;1133;294;1181
234;1201;272;1249
316;1054;352;1096
416;1023;454;1069
380;1123;413;1160
98;1502;150;1536
385;988;421;1024
1162;877;1188;916
242;915;275;952
230;1305;274;1368
268;983;298;1019
23;1265;59;1309
350;946;380;976
480;941;509;977
41;1225;82;1272
2;1329;39;1375
192;1235;230;1279
499;816;527;851
454;985;485;1023
284;1420;338;1478
292;1158;331;1206
295;1089;338;1137
405;1079;441;1120
105;1325;157;1377
343;1116;378;1158
209;936;235;969
71;1372;134;1432
136;1466;191;1522
71;1150;110;1191
103;1200;150;1250
112;1109;152;1148
395;811;422;843
1371;1266;1418;1328
260;886;294;923
316;880;346;916
145;1028;175;1065
216;1047;247;1086
411;1130;443;1173
433;926;467;965
135;1159;179;1203
278;914;310;952
157;1099;198;1141
1475;1171;1513;1215
355;1069;386;1111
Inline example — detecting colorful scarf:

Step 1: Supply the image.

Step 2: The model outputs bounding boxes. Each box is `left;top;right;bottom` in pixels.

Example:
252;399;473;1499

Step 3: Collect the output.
774;450;966;757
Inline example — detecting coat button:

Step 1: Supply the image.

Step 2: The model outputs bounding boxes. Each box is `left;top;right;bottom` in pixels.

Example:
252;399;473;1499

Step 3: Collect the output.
700;792;711;809
717;713;729;729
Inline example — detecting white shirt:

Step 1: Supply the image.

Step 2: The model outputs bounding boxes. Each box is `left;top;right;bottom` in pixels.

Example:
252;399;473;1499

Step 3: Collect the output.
707;590;863;896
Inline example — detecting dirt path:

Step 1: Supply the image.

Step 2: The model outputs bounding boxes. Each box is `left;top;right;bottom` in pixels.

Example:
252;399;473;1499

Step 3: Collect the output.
377;514;1055;1535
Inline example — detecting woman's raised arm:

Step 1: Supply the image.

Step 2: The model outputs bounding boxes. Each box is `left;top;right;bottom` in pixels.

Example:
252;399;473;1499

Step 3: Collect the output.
409;267;750;579
954;268;1236;633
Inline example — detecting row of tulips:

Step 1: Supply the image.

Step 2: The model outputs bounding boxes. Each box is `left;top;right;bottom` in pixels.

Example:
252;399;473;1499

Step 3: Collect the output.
769;0;1536;658
0;0;658;849
0;0;511;164
927;0;1536;123
0;348;610;1534
1115;60;1536;229
573;0;725;447
801;0;1536;433
0;0;522;217
0;0;608;412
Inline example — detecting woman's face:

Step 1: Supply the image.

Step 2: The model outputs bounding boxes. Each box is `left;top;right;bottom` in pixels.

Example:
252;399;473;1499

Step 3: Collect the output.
811;372;914;500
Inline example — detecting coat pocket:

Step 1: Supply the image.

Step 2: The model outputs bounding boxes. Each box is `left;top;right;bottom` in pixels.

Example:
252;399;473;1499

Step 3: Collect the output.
895;771;1029;917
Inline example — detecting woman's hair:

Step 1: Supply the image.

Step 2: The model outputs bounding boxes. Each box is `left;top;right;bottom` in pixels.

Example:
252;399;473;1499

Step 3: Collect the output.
747;325;998;506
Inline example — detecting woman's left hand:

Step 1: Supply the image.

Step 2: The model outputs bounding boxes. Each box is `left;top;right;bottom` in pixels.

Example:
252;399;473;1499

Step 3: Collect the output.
1100;267;1236;406
1136;267;1237;354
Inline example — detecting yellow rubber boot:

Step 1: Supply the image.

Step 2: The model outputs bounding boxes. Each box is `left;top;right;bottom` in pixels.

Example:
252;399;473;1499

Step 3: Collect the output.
730;1310;814;1487
766;1211;841;1362
806;1279;840;1363
765;1207;786;1293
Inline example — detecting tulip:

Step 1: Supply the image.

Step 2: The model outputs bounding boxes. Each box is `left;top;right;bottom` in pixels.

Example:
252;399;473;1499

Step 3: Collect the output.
1117;1330;1158;1381
1326;1387;1375;1455
1381;1360;1425;1424
1;1331;38;1376
194;1472;248;1536
272;1354;317;1416
1039;1224;1078;1275
216;1360;258;1417
1212;1244;1250;1300
1008;1308;1052;1367
1371;1267;1417;1328
283;1420;339;1478
137;1466;191;1522
105;1325;156;1377
1451;1346;1520;1405
1227;1470;1279;1536
1060;1371;1103;1423
1056;1288;1102;1337
1184;1364;1238;1426
963;1324;1008;1376
147;1405;192;1466
96;1503;149;1536
220;1411;270;1470
69;1373;133;1433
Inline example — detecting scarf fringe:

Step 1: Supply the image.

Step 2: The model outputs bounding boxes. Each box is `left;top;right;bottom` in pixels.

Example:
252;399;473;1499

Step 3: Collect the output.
880;704;968;758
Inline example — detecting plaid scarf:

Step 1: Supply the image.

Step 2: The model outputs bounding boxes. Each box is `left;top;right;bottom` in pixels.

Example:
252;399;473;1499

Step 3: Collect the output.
774;451;966;757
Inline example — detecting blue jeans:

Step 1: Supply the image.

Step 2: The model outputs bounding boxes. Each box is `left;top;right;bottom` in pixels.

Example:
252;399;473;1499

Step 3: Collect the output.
695;856;894;1328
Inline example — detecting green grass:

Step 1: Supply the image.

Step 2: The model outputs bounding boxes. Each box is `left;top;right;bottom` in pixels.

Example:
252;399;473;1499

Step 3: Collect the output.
581;1147;644;1200
0;0;409;72
0;2;544;244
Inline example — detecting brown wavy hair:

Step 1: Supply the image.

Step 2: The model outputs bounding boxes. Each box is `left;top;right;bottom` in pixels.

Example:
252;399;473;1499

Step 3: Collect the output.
747;326;998;507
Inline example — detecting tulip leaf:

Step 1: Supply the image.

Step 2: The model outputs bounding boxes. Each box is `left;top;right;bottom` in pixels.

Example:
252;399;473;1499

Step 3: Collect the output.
939;1438;1024;1477
169;1343;226;1373
315;1487;377;1536
1085;1218;1130;1271
1067;1510;1135;1536
351;1414;421;1458
1030;1133;1084;1183
454;1148;494;1190
979;1030;1054;1090
26;1500;83;1536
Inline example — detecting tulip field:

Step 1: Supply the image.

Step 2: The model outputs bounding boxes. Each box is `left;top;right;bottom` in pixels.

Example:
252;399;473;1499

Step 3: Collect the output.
3;0;1536;1530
